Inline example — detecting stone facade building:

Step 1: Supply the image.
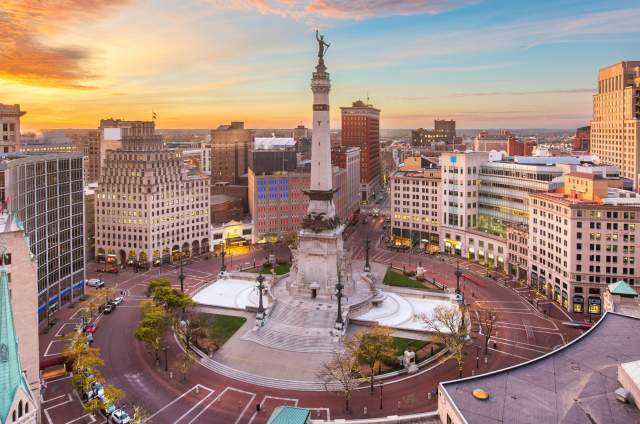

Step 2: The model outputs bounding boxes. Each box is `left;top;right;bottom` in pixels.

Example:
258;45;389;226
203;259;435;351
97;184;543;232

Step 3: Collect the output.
210;121;253;185
0;104;25;153
590;61;640;190
95;136;210;266
529;172;640;314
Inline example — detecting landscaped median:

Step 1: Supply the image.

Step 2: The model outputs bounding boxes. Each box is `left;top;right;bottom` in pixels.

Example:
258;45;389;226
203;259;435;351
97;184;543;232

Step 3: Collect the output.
383;269;445;291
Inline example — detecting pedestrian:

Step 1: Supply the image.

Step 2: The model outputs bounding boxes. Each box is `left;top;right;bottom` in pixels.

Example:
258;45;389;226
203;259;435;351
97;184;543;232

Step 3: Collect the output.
256;403;261;414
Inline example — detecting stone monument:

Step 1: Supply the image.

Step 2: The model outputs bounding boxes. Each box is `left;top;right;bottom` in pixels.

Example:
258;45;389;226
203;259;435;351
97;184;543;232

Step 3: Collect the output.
288;31;355;300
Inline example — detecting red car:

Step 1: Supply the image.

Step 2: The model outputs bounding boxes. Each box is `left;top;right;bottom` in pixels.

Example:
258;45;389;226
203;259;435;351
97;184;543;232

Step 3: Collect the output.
85;323;98;333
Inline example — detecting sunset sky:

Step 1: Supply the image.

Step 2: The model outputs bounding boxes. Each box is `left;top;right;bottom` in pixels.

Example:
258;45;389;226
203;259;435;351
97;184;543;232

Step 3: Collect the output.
1;0;639;130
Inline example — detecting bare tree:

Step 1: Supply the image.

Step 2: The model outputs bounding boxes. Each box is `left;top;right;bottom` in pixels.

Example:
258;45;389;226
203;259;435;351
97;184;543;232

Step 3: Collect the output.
422;304;468;378
350;325;395;393
317;349;361;414
476;305;499;355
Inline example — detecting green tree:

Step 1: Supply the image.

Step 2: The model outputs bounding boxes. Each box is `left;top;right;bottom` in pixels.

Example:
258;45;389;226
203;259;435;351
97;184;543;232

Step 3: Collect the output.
350;325;395;393
145;278;172;297
134;301;169;363
102;385;125;408
152;286;193;318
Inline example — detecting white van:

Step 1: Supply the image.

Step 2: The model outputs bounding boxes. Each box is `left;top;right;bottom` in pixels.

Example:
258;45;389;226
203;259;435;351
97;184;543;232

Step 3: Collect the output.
86;279;104;288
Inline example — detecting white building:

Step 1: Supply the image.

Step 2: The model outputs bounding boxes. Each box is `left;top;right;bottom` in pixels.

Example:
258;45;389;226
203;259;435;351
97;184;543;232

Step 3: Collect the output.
95;135;210;266
0;104;25;153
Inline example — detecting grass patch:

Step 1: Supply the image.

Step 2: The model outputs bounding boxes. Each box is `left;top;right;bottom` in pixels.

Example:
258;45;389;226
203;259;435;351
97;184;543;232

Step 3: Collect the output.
383;269;425;289
208;315;246;346
248;262;291;275
391;337;428;355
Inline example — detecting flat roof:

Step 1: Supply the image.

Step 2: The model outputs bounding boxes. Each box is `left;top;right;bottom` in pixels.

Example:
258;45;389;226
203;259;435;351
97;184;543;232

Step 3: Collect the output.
440;313;640;424
566;171;604;180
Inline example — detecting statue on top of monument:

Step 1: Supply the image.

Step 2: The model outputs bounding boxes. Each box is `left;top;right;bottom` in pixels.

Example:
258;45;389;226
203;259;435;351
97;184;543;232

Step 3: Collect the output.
315;30;330;63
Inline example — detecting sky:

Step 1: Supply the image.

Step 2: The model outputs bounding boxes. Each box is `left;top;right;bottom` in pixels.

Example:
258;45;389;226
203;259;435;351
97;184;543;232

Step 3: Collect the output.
1;0;639;130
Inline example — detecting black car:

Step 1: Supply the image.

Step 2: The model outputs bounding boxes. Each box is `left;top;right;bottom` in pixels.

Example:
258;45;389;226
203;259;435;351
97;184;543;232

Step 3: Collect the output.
103;303;114;314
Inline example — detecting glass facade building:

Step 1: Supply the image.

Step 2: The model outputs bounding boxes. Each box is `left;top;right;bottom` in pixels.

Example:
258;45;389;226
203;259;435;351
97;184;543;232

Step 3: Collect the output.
2;153;85;321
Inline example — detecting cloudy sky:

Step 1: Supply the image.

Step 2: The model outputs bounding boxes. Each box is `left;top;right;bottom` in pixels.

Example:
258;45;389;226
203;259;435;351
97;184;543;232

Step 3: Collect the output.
1;0;638;130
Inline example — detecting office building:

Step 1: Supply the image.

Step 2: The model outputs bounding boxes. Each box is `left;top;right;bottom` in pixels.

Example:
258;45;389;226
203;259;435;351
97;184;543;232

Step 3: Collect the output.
0;104;25;154
590;61;640;189
574;125;590;152
210;121;253;185
331;146;361;220
507;137;535;156
390;158;441;252
95;135;210;266
411;120;456;146
474;130;514;152
98;119;155;181
528;172;640;314
250;137;298;175
341;100;381;201
1;153;86;321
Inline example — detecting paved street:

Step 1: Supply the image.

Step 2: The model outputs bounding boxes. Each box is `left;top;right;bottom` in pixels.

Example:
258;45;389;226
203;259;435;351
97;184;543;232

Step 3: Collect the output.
39;221;581;422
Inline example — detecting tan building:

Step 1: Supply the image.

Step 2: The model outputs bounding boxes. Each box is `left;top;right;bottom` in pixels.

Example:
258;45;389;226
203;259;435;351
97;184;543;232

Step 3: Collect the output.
0;104;25;153
0;227;40;421
98;119;155;181
506;223;529;281
390;158;441;252
95;136;210;266
529;172;640;314
210;122;253;185
590;61;640;190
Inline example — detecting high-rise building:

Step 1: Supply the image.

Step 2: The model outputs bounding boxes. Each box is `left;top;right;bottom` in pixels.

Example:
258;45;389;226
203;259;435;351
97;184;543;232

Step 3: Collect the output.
98;119;155;181
210;121;253;185
341;100;381;202
529;172;640;314
0;268;38;424
474;130;514;152
591;61;640;190
331;146;361;219
0;229;40;419
95;136;210;267
0;104;25;153
249;137;297;175
1;153;86;320
411;120;457;146
574;126;591;152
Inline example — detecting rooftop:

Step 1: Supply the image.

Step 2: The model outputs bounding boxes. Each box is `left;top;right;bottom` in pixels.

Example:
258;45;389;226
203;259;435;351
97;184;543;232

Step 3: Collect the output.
266;406;310;424
254;137;295;150
566;171;604;180
609;280;639;297
440;313;640;424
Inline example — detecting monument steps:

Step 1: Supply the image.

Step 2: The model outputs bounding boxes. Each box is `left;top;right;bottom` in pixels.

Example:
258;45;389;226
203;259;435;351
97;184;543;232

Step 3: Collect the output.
241;326;338;353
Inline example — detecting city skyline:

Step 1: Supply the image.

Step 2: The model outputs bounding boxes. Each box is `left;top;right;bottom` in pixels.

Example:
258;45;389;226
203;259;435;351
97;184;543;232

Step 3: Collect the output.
1;0;639;130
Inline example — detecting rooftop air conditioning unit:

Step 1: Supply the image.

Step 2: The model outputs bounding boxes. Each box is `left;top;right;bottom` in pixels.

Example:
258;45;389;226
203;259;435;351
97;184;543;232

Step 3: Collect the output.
614;387;630;403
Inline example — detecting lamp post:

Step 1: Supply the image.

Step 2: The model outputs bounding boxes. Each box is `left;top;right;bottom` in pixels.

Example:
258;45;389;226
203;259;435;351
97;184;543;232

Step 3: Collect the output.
256;273;265;319
455;261;462;295
364;237;371;272
220;242;226;272
178;255;185;293
379;382;383;409
163;347;169;372
335;278;344;330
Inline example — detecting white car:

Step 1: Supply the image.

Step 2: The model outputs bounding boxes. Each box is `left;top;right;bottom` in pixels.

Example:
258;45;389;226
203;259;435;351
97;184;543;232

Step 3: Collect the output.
86;278;104;288
110;409;131;424
112;296;124;305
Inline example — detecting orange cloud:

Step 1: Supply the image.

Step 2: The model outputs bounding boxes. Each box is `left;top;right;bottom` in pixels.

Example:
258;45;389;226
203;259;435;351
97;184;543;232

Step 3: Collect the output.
212;0;473;20
0;0;130;89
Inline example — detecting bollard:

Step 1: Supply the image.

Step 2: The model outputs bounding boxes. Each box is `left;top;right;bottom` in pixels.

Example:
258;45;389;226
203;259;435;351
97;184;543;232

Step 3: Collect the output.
169;371;173;379
427;392;432;400
363;407;367;415
484;356;488;364
471;370;475;376
195;386;199;394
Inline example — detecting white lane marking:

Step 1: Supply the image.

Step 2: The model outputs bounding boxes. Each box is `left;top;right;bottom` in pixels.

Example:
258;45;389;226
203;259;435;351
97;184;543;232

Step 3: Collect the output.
147;384;214;421
174;389;215;424
43;340;66;357
248;396;299;424
55;322;79;337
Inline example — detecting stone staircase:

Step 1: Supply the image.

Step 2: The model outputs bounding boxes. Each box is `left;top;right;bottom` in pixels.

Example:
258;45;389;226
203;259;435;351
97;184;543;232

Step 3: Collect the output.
241;300;340;353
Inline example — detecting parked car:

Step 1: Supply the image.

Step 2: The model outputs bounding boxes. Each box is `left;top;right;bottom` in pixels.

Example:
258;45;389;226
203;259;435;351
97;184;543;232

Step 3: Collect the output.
103;304;114;314
110;409;131;424
86;279;104;288
85;323;98;333
112;296;124;305
99;397;116;416
82;382;104;402
97;266;119;274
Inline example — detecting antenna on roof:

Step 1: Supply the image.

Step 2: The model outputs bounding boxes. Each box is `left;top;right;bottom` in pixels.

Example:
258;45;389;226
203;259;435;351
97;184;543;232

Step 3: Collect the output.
366;91;370;106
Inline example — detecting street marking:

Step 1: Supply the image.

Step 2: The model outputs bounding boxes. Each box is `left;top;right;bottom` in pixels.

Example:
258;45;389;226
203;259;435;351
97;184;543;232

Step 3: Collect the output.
174;390;215;424
68;308;87;321
186;386;256;424
42;394;68;404
248;396;299;424
308;408;331;420
65;414;96;424
55;322;79;337
44;340;66;357
148;384;214;421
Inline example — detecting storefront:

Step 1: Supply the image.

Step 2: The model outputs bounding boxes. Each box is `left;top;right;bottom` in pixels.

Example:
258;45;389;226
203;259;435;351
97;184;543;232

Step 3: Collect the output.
588;297;602;315
561;291;568;309
468;247;476;261
444;239;462;256
553;284;561;302
572;295;584;313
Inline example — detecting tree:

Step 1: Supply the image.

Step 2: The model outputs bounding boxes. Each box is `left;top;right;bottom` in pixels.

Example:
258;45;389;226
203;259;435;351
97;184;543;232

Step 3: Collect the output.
175;352;195;382
102;385;125;408
281;231;299;249
63;332;105;394
145;278;172;297
350;325;395;393
317;349;361;414
96;287;115;307
476;305;499;355
134;301;169;364
422;304;468;378
130;406;150;424
152;286;193;319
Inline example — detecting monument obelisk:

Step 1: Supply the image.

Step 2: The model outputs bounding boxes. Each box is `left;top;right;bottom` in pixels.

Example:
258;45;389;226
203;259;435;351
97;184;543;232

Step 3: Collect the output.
289;31;354;300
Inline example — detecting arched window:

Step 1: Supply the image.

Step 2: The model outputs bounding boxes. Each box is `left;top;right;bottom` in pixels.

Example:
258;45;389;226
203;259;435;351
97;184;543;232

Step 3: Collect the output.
18;400;23;417
25;402;29;414
12;410;16;421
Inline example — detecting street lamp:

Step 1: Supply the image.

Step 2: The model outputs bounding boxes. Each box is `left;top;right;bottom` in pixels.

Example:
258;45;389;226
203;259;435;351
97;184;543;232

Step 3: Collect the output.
364;237;371;272
163;347;169;372
379;382;383;409
455;261;462;295
178;255;185;293
256;273;266;320
220;242;226;272
335;277;344;330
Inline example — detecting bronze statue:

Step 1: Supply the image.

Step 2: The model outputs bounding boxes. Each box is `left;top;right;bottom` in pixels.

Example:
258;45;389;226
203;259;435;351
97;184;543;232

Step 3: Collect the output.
315;30;330;61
